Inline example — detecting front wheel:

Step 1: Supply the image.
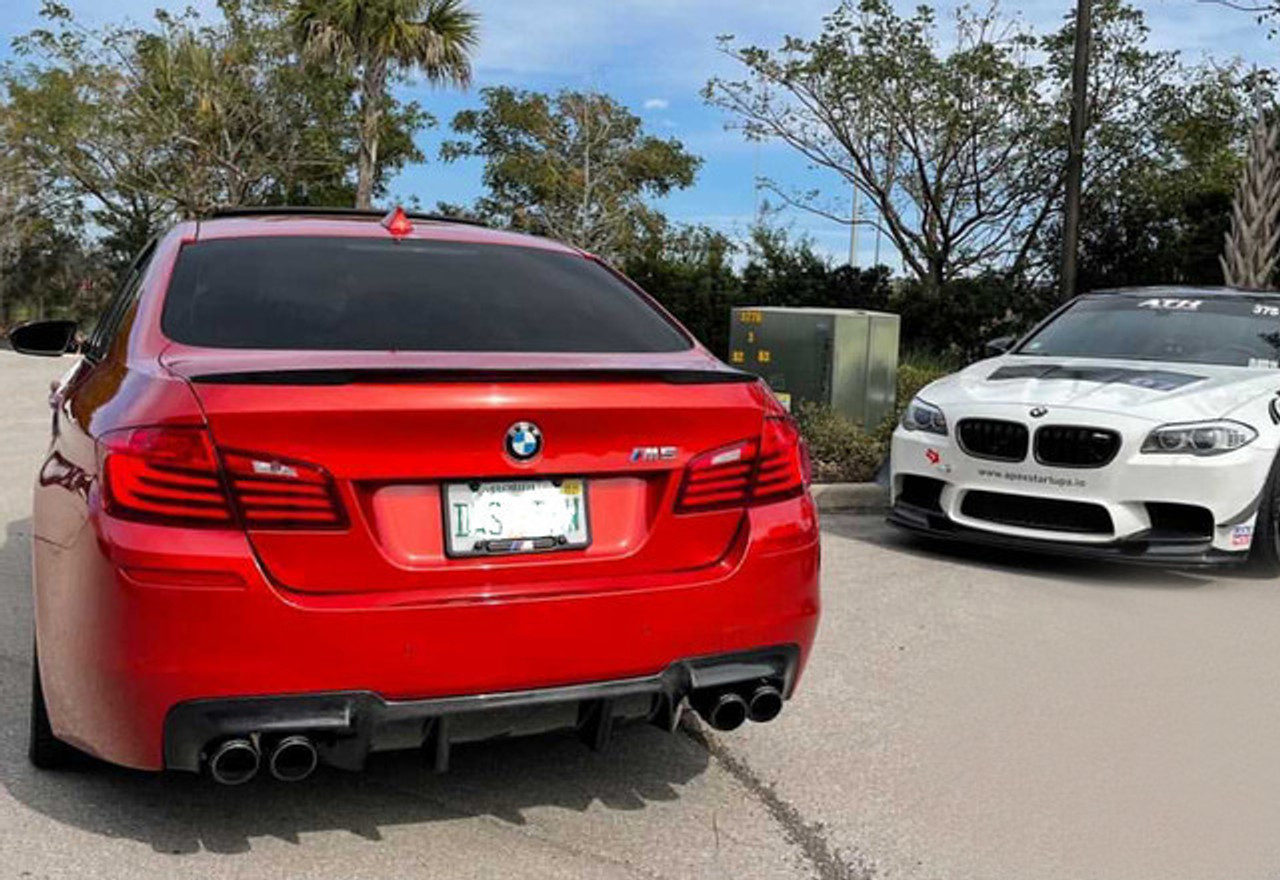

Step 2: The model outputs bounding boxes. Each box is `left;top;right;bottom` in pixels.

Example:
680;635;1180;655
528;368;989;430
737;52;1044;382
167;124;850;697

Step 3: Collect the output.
29;642;78;769
1250;454;1280;576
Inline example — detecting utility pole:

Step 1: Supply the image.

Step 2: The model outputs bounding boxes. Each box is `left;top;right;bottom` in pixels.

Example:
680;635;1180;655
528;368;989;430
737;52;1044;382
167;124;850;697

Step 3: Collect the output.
1059;0;1092;300
849;182;860;267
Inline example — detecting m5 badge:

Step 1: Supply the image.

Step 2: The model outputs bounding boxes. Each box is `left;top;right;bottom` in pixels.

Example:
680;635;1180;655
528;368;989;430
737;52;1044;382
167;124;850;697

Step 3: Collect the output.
630;446;678;463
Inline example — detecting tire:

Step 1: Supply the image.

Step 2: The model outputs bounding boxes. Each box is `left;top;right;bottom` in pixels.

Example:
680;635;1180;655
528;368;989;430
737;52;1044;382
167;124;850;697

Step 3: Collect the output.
1250;454;1280;576
29;642;77;769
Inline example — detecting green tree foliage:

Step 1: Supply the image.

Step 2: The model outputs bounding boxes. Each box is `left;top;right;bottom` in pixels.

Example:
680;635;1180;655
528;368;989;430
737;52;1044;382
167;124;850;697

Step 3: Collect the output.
706;0;1058;290
623;219;741;356
1042;63;1265;290
1039;0;1176;206
739;225;890;311
442;87;702;261
624;220;1030;362
890;273;1058;360
623;221;891;357
0;218;109;325
292;0;478;209
1;0;1275;360
707;0;1200;292
2;0;431;265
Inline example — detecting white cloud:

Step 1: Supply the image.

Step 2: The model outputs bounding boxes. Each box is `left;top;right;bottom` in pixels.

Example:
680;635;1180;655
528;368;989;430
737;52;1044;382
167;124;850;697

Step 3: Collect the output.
469;0;838;88
466;0;1278;94
644;97;670;110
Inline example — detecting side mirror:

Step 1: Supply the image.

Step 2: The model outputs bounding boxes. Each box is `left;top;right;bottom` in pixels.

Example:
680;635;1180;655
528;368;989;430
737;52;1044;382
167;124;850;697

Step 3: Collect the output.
8;320;80;357
984;334;1016;357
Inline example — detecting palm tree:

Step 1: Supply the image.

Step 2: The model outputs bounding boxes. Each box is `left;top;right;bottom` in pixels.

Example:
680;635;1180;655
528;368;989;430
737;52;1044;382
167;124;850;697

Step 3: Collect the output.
1222;112;1280;290
292;0;478;209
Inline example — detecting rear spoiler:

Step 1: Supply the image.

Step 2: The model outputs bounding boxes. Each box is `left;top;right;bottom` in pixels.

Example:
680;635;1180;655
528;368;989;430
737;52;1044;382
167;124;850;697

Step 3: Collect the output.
188;367;759;386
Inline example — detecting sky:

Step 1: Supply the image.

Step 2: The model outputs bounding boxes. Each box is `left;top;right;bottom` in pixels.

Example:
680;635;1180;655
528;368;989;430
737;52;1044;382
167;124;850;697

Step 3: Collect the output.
2;0;1278;265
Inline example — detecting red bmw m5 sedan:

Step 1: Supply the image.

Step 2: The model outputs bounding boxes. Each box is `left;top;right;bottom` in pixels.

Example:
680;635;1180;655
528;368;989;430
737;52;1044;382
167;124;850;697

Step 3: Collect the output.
11;208;820;784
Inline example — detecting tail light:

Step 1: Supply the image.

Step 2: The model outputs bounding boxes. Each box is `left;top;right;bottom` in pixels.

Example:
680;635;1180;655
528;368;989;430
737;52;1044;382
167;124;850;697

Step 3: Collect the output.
675;416;810;513
676;438;760;512
101;427;233;526
754;416;810;503
100;426;344;529
221;450;346;529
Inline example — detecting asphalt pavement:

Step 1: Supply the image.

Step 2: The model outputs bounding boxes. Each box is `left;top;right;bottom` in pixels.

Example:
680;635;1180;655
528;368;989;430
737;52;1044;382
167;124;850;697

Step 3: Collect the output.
2;350;1279;880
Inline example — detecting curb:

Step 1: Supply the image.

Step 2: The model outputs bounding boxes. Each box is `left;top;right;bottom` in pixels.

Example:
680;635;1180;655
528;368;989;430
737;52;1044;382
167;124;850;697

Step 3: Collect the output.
810;482;889;514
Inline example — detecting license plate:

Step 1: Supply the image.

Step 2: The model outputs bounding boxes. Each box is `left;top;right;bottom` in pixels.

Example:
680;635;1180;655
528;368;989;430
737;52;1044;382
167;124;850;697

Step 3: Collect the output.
444;478;590;557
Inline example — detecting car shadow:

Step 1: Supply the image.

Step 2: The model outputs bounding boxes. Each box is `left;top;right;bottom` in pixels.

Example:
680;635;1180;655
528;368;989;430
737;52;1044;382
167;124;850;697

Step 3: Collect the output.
0;516;712;856
821;512;1233;590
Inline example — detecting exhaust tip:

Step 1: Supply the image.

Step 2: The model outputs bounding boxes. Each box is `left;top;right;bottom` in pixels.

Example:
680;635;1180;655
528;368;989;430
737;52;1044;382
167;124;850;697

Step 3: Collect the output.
748;685;784;723
701;692;748;732
268;735;318;782
208;738;259;785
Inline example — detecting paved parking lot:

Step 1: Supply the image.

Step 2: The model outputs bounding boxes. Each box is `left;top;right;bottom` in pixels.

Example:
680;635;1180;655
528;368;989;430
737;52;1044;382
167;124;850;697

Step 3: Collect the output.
3;350;1280;879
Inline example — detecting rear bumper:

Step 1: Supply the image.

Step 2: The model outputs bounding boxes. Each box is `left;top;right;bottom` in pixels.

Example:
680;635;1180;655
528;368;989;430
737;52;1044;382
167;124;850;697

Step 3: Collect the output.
889;500;1248;567
164;645;799;773
35;497;820;770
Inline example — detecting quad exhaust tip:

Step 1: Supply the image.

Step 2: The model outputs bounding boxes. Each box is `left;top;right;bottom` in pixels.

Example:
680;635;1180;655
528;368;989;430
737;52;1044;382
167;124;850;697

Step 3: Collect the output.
700;691;749;731
207;738;260;785
693;682;785;731
268;735;318;782
747;684;783;723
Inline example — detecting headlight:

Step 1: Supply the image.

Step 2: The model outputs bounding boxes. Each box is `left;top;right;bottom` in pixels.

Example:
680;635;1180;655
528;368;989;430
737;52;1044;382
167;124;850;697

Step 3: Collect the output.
901;397;947;435
1140;420;1258;456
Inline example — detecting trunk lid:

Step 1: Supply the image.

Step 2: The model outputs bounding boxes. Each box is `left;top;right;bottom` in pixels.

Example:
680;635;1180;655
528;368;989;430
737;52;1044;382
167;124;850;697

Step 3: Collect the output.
165;348;770;598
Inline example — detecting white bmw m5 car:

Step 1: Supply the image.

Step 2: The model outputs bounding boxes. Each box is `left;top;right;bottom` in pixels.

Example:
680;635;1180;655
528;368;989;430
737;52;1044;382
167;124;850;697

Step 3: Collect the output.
890;286;1280;569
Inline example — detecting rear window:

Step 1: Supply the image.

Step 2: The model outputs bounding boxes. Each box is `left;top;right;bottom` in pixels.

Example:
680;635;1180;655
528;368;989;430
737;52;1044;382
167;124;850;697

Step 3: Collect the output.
161;236;691;352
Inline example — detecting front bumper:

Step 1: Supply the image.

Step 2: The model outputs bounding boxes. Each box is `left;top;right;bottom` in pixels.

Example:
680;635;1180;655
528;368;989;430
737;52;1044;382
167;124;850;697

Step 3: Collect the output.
890;411;1276;561
164;645;799;773
889;500;1247;567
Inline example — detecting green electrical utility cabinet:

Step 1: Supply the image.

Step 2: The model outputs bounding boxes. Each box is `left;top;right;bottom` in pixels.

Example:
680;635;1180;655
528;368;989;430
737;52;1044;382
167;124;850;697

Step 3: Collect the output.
728;307;900;428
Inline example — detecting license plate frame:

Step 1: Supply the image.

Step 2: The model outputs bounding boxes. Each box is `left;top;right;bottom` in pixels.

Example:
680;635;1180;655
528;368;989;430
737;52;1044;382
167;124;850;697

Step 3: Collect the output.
442;477;591;558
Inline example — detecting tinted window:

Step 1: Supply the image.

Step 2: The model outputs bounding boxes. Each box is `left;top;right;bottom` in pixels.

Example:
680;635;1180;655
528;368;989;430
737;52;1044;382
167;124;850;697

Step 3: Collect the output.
1017;295;1280;368
162;237;691;352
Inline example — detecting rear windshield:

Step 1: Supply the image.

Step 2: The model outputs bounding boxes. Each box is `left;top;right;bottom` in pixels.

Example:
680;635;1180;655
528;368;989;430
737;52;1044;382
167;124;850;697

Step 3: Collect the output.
162;236;691;352
1016;294;1280;368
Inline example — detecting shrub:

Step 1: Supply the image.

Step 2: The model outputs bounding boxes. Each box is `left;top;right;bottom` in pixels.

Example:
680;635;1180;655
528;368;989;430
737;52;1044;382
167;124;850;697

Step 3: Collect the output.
794;402;886;483
794;356;952;484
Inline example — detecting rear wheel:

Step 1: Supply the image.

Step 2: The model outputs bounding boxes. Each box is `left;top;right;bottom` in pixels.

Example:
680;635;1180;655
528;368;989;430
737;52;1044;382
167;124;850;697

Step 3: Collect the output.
1250;455;1280;576
29;643;77;769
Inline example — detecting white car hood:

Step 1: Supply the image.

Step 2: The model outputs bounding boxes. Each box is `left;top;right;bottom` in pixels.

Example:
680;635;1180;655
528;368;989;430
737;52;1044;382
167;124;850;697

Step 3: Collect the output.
921;356;1280;424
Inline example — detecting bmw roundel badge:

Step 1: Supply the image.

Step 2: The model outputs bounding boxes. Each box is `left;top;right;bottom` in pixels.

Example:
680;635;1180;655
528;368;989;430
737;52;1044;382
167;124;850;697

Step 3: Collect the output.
505;422;542;460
